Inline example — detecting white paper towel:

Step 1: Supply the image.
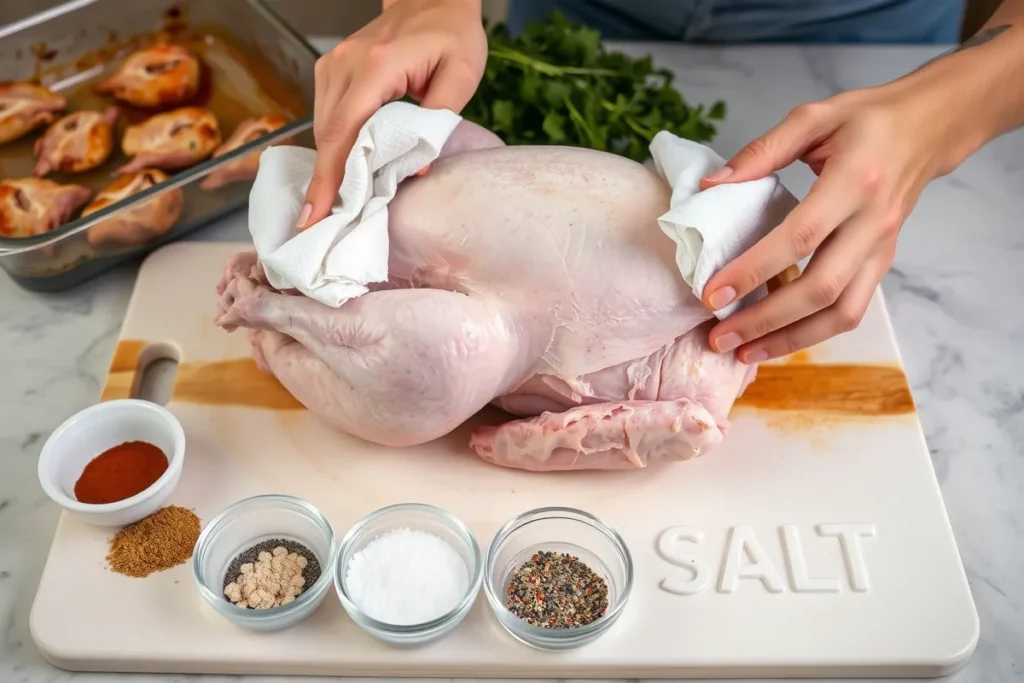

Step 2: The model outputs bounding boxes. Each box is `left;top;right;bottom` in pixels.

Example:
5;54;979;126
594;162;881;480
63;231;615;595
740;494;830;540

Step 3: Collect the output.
249;101;462;306
649;131;799;318
248;103;797;315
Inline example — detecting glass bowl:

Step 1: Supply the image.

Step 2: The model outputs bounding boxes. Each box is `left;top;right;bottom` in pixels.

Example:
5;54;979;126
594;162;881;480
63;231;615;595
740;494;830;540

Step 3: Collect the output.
333;503;483;647
192;494;335;632
483;506;633;651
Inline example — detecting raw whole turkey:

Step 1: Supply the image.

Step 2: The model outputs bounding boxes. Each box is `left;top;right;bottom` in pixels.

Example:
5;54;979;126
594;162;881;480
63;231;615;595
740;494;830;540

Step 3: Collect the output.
215;121;760;472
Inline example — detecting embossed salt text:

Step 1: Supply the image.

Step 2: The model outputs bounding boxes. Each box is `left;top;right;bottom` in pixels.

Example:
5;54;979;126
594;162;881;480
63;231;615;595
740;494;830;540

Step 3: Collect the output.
719;525;786;594
656;523;877;596
818;523;876;592
781;525;841;593
656;526;711;595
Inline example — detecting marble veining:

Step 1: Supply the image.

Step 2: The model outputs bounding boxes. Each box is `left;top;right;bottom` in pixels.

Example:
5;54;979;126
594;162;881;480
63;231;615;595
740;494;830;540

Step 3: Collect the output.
0;41;1021;682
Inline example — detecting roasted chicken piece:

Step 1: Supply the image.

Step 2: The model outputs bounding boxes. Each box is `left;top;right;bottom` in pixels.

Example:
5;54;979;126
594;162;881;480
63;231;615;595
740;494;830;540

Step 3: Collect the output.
95;45;201;109
0;82;67;145
200;115;291;190
119;106;221;174
83;169;184;246
32;106;120;177
0;178;91;238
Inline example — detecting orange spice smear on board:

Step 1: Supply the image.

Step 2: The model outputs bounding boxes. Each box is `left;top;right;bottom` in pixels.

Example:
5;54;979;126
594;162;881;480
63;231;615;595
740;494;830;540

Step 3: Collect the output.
73;441;168;504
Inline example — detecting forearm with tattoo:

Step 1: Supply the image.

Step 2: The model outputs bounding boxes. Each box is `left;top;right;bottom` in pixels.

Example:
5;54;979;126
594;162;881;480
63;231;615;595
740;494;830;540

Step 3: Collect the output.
904;0;1024;161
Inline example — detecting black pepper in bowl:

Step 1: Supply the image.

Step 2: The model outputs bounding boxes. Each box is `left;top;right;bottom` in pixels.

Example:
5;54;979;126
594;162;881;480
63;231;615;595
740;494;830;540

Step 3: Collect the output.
505;550;609;628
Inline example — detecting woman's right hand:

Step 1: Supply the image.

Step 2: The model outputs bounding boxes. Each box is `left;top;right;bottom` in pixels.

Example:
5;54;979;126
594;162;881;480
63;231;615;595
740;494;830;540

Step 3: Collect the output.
298;0;487;230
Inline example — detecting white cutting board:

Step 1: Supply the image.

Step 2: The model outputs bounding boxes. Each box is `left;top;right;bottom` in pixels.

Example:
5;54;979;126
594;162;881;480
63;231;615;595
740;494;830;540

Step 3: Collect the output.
30;242;978;678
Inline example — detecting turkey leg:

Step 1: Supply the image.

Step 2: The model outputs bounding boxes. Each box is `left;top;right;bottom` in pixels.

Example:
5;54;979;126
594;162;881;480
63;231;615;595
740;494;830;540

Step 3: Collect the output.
216;276;525;446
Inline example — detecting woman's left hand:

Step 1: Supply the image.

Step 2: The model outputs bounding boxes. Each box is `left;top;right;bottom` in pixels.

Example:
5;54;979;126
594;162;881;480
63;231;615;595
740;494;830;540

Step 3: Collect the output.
697;66;983;363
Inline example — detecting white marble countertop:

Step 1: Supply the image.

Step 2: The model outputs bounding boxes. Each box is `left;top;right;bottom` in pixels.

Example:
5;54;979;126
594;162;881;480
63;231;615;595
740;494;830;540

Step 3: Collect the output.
1;40;1021;683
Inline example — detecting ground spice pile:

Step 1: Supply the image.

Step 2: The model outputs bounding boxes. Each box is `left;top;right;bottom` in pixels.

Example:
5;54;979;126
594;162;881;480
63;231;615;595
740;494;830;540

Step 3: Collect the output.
505;550;609;628
106;505;201;578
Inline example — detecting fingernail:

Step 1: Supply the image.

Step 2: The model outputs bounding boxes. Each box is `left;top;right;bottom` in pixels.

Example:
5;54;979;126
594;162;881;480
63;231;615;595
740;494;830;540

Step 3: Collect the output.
708;286;737;310
295;203;312;229
714;332;743;353
703;166;733;183
744;348;768;363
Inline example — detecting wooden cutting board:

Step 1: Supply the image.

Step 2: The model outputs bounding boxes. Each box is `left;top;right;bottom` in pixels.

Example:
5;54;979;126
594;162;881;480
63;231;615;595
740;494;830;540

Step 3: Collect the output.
30;241;978;678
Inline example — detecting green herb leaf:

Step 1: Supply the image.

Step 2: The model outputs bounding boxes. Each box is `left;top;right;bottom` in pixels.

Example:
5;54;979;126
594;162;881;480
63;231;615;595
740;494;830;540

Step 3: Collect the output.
542;110;567;142
463;10;726;162
491;99;517;134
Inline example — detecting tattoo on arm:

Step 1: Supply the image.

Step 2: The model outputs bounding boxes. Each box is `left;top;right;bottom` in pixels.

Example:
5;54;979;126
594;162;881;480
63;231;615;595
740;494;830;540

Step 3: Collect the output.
916;23;1014;71
956;24;1012;52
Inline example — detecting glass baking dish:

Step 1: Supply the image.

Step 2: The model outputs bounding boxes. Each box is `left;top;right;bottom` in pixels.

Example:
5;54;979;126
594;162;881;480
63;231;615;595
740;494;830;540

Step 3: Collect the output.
0;0;318;292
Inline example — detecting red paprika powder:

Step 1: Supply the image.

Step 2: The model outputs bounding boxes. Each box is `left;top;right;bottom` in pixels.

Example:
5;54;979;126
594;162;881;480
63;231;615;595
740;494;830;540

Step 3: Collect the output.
74;441;168;504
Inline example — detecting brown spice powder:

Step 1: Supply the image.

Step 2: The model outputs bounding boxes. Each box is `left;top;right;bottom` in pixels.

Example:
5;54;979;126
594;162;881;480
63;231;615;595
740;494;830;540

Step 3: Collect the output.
106;505;201;578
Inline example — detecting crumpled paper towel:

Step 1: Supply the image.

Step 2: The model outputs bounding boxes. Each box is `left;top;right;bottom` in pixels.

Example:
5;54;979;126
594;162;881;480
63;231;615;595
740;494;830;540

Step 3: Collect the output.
248;101;462;306
247;101;797;315
650;131;799;318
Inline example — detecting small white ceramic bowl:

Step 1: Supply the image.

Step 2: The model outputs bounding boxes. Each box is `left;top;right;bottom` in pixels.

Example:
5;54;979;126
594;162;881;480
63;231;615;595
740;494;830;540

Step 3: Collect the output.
37;398;186;527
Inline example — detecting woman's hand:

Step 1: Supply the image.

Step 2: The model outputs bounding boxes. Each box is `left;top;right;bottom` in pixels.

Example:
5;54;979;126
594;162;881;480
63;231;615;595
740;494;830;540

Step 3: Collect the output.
298;0;487;230
697;60;992;363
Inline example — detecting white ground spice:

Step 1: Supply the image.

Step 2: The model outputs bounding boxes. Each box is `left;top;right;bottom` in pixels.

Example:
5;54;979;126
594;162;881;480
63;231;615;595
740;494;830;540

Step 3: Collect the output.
224;546;308;609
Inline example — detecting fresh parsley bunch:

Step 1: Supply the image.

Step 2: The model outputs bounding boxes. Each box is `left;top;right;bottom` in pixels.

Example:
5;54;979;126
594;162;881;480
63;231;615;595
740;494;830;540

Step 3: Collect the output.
461;11;726;162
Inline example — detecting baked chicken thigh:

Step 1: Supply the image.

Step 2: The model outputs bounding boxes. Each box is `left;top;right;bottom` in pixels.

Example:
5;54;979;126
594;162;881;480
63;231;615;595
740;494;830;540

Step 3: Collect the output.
95;45;201;109
0;82;67;145
83;169;184;246
119;106;220;174
0;178;91;238
200;115;290;190
32;107;119;177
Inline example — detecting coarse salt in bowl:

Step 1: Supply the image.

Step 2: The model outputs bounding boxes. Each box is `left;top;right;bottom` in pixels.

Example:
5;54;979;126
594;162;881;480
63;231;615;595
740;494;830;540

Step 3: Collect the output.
333;503;484;646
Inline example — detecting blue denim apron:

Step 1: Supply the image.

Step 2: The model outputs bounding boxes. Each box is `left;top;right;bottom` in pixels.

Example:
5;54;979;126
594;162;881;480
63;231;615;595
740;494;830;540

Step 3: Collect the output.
504;0;966;43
